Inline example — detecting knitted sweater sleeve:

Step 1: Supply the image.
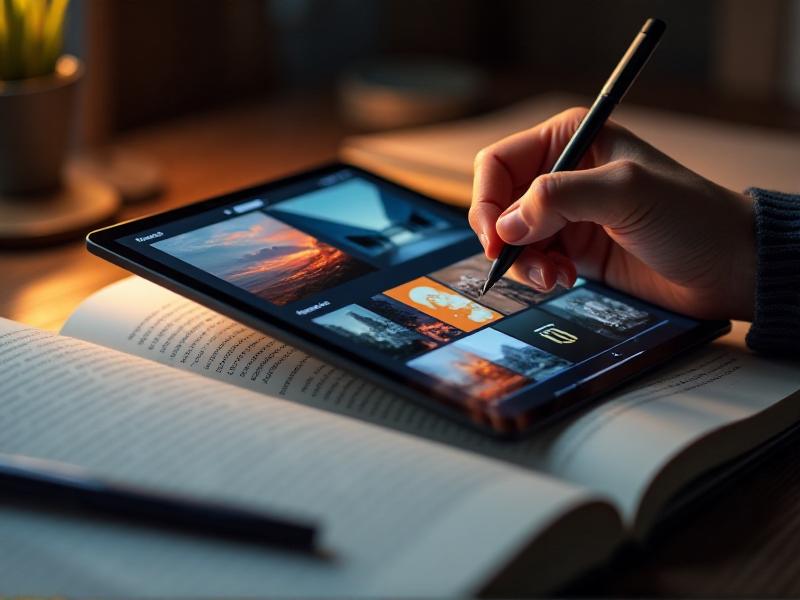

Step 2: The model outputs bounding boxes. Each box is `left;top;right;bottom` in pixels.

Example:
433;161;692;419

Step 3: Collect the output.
745;188;800;355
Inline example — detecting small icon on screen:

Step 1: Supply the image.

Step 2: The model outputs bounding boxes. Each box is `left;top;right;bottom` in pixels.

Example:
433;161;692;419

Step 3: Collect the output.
534;323;578;344
232;199;265;214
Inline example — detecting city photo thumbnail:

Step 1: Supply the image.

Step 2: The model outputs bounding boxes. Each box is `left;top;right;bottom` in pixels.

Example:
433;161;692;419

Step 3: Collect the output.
384;276;501;332
407;345;529;404
542;287;657;340
453;328;572;382
154;211;374;306
429;253;563;315
362;294;462;343
313;304;438;360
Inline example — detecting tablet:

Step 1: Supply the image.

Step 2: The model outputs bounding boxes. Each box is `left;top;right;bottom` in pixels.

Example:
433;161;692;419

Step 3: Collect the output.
87;163;730;438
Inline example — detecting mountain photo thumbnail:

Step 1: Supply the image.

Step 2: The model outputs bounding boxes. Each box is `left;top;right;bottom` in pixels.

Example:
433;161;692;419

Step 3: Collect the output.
154;211;374;305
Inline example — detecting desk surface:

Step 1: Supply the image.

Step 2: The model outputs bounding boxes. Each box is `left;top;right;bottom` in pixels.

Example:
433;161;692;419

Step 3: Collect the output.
568;428;800;596
0;95;348;332
2;95;799;597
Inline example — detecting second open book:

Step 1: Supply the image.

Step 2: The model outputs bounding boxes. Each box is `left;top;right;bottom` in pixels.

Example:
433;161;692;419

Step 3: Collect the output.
3;275;800;596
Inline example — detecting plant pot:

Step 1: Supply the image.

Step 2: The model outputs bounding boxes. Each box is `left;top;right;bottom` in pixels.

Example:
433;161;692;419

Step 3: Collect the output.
0;55;83;195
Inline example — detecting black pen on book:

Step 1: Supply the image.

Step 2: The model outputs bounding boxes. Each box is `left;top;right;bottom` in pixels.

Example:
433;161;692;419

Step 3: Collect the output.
0;452;319;553
481;17;666;296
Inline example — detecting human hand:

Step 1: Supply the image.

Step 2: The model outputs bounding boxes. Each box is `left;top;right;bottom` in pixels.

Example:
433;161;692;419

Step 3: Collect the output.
469;107;755;321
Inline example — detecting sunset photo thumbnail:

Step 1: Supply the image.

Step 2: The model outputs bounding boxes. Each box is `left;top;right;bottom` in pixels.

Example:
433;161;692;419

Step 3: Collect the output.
384;276;501;332
407;345;529;404
153;211;374;305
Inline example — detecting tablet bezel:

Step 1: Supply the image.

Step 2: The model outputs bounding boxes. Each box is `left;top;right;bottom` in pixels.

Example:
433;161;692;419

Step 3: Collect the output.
87;162;731;438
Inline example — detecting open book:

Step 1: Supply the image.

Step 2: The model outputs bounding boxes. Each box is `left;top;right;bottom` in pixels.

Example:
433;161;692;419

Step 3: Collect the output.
3;275;800;596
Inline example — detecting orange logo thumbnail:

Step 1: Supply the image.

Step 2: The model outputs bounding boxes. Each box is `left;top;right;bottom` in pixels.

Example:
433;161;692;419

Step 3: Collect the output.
384;277;501;332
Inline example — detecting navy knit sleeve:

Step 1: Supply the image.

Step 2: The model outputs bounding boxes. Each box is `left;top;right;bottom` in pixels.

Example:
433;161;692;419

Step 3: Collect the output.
745;188;800;355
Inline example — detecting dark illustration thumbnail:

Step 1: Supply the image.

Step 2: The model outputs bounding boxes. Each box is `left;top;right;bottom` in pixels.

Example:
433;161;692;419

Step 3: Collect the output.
543;287;656;340
361;294;462;343
430;253;563;315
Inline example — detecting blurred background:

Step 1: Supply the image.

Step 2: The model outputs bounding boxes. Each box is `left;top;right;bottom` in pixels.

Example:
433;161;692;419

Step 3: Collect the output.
66;0;800;142
2;0;799;337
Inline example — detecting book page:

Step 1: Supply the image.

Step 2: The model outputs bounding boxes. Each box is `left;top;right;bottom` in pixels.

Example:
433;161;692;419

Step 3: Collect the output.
0;317;614;596
63;277;800;533
529;328;800;533
62;277;549;465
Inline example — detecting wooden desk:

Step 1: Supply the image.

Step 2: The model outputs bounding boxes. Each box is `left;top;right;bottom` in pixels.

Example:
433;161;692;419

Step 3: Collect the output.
0;94;348;331
2;94;799;597
567;429;800;597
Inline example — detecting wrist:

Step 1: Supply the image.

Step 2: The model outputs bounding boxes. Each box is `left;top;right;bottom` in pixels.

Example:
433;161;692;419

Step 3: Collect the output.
745;188;800;353
728;190;756;322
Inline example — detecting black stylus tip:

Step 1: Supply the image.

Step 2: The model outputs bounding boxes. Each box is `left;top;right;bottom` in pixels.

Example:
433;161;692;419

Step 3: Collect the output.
480;278;493;297
482;257;505;296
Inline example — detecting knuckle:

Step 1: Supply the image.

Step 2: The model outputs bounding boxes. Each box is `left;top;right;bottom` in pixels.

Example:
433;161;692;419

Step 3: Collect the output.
519;183;546;224
468;202;494;232
531;174;558;210
518;197;537;226
592;129;620;163
560;106;590;123
613;159;645;187
467;205;480;228
473;146;495;170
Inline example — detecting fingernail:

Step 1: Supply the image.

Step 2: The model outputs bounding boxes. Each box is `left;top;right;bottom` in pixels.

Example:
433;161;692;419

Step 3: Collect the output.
528;266;545;288
479;232;489;252
556;270;570;288
496;207;529;243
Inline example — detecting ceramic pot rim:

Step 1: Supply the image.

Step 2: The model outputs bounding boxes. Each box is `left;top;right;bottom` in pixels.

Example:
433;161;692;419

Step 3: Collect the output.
0;55;83;97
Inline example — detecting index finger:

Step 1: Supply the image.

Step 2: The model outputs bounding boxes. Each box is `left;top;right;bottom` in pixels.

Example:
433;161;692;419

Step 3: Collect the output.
469;107;590;259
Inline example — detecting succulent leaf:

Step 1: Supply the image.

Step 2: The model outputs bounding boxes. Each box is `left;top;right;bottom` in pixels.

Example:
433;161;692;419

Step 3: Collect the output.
0;0;70;81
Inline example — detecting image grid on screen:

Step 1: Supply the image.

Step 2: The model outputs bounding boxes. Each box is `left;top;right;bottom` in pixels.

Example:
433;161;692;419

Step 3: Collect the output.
143;165;672;411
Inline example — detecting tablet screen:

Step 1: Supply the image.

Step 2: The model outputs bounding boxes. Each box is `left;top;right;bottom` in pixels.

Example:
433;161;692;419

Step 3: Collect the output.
108;165;714;432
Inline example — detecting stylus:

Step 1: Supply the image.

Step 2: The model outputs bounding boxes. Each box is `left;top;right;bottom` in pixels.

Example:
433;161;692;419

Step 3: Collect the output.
0;452;320;553
481;17;666;296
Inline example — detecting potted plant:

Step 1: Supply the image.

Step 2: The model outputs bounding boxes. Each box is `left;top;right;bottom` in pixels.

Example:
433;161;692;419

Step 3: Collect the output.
0;0;79;195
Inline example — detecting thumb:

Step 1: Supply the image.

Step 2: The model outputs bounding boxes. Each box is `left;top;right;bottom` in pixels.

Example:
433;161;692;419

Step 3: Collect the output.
495;160;655;245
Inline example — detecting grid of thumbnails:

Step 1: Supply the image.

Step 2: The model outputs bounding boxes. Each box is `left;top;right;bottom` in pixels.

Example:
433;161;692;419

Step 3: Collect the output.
152;173;662;407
